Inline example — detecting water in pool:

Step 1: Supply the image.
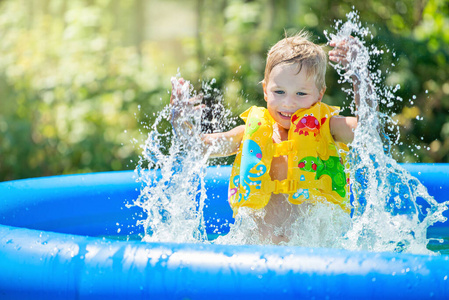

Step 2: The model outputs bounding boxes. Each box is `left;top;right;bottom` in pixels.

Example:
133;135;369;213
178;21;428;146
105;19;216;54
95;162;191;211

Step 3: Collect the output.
427;227;449;254
133;11;448;254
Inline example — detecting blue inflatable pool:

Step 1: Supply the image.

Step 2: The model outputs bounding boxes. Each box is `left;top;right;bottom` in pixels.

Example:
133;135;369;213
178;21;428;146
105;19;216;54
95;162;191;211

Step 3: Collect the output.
0;164;448;299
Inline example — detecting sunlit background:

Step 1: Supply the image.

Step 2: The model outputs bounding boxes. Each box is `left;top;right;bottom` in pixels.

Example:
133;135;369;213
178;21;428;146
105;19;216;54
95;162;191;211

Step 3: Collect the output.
0;0;448;181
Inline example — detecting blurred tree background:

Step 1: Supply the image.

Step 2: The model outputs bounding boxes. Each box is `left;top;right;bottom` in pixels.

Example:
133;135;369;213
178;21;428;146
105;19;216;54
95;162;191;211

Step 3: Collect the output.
0;0;448;181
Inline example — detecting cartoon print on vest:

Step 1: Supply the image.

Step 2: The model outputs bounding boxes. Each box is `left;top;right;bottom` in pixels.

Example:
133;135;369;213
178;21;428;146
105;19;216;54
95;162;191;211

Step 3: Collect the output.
298;156;347;197
232;139;267;202
245;117;262;137
292;188;310;200
291;113;327;137
228;176;240;202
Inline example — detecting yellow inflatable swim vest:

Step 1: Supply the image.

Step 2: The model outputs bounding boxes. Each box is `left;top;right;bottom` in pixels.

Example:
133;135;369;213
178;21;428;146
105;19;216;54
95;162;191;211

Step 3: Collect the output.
228;102;350;216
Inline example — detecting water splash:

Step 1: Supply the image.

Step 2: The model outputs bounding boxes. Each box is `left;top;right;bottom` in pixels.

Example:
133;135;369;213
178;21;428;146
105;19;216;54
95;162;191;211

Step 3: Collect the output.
134;76;235;243
216;202;352;248
325;11;448;254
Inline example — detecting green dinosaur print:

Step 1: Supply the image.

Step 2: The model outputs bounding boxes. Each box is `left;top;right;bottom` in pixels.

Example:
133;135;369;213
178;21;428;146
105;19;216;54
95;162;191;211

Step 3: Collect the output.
297;156;347;197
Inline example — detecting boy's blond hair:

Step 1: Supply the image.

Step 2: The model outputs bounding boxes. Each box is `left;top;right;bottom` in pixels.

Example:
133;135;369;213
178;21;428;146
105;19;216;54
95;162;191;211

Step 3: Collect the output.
263;30;327;92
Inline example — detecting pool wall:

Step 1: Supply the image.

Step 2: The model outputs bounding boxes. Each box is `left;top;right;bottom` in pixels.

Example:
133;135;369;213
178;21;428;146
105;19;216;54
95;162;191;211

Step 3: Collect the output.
0;164;448;299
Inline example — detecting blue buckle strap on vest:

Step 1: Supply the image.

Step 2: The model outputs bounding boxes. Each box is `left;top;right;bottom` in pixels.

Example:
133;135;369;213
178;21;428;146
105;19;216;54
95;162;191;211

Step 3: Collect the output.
273;179;299;194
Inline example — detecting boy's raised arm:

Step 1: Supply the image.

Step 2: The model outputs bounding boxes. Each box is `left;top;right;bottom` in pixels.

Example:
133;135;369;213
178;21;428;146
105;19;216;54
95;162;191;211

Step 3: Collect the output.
170;77;244;158
329;37;376;111
328;38;362;144
202;125;245;158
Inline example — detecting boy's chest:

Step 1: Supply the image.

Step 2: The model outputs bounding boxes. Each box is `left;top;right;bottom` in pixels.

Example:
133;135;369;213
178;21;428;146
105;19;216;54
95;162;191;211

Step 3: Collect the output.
269;155;288;181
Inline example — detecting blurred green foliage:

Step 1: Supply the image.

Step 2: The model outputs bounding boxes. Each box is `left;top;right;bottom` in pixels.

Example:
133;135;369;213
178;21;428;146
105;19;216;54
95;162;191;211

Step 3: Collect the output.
0;0;448;181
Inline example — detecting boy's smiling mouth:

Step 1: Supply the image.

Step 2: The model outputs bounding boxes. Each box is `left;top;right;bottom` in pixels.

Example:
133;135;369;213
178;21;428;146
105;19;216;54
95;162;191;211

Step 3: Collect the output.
279;111;293;119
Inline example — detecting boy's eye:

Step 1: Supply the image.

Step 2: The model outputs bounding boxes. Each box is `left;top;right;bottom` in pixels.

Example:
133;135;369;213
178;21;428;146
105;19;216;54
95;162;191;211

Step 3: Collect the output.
274;90;285;95
297;92;307;96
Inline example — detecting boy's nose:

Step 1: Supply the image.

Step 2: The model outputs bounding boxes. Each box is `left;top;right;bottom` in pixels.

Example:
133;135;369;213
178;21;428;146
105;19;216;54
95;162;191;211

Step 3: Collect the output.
284;95;297;108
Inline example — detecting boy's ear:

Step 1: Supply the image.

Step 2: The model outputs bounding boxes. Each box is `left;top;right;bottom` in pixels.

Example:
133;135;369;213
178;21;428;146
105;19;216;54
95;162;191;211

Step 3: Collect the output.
318;87;326;102
262;81;267;102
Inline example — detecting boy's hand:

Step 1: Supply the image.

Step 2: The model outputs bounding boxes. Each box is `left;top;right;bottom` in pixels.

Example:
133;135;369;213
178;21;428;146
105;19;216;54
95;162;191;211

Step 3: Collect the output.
329;37;366;82
170;77;205;136
329;37;358;68
170;77;204;110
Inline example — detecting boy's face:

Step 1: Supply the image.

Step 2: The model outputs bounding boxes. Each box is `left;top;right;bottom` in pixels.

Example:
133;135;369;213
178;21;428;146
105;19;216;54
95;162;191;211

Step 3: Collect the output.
263;63;325;130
